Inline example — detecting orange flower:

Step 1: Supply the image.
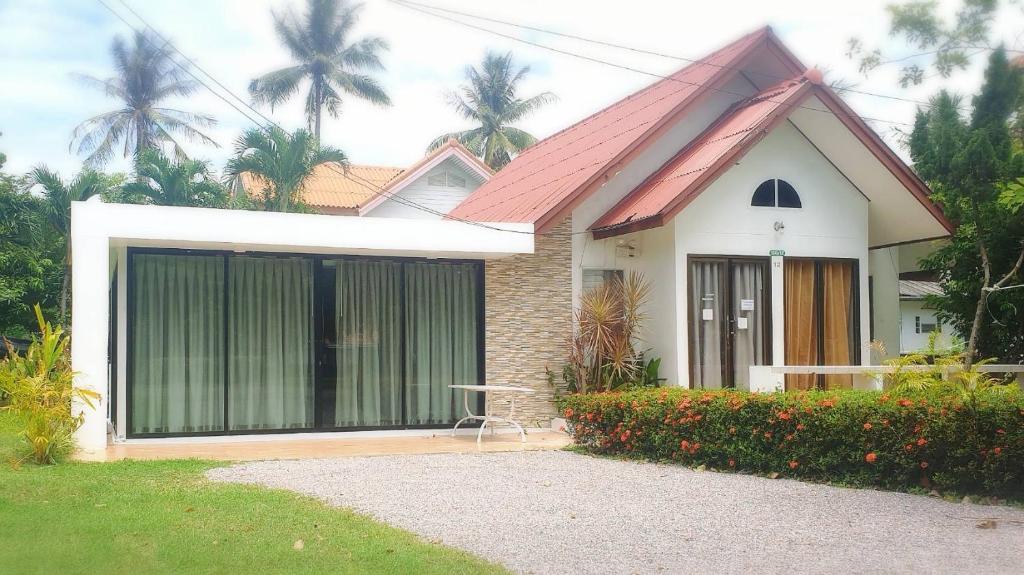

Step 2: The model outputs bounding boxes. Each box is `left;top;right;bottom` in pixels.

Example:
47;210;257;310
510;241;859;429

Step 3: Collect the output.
680;440;690;450
728;459;736;467
819;399;835;408
788;460;799;469
994;447;1003;455
916;437;927;446
919;461;929;469
777;411;792;421
564;408;574;418
863;422;873;431
996;429;1006;435
905;444;914;452
764;431;773;439
882;419;890;427
796;423;806;431
898;399;913;407
865;452;877;463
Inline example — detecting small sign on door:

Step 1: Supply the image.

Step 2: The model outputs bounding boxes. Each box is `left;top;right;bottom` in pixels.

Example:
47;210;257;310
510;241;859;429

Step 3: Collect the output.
740;299;755;311
737;317;749;330
702;308;714;321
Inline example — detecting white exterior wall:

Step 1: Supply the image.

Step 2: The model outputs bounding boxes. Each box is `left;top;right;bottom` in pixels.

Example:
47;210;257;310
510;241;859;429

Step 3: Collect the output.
569;78;757;384
367;159;480;219
900;300;953;353
71;201;533;454
869;247;901;360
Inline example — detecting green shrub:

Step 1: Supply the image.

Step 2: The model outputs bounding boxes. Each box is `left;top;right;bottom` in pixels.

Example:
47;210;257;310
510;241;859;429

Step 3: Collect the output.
0;305;97;464
560;386;1024;498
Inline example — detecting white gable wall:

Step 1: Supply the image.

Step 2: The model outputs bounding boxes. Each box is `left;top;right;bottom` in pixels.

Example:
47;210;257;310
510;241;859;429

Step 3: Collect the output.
673;120;871;386
569;76;759;383
368;157;481;219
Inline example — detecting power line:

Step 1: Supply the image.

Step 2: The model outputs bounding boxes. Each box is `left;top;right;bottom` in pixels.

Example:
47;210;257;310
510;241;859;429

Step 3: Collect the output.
389;0;916;127
392;0;969;111
96;0;541;236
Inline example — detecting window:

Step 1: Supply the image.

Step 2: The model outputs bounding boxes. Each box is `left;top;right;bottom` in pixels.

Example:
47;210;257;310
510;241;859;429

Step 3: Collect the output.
427;170;467;188
583;268;623;293
128;249;482;437
751;179;801;208
915;316;939;334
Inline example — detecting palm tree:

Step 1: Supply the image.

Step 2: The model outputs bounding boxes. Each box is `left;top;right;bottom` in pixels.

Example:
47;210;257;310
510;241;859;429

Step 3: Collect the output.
430;51;556;170
224;127;347;213
249;0;391;140
28;168;112;322
71;31;217;167
122;149;227;207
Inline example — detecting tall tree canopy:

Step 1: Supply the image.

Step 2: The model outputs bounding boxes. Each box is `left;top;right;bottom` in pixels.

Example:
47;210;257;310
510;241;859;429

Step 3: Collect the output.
71;31;217;167
249;0;391;139
430;51;555;170
913;48;1024;364
28;168;115;323
0;156;61;339
225;127;347;213
848;0;1005;87
122;149;227;208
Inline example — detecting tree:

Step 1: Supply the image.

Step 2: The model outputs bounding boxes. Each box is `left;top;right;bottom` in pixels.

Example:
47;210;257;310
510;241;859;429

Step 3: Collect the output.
71;31;217;167
28;168;113;323
848;0;1005;87
121;149;227;207
249;0;391;139
0;158;61;339
224;127;347;213
429;51;555;170
913;48;1024;365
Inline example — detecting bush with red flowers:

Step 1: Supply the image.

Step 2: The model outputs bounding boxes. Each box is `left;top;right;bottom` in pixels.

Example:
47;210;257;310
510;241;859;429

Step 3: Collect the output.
559;387;1024;498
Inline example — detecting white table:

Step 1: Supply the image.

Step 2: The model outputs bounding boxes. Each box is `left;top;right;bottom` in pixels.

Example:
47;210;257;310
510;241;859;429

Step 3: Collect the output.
449;385;534;444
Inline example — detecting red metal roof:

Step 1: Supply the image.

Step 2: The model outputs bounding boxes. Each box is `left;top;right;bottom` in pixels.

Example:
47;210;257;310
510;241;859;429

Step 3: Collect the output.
449;26;797;231
590;76;813;237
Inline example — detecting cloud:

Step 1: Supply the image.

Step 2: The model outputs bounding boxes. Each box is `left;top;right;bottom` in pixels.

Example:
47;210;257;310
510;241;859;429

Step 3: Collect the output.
1;0;1020;176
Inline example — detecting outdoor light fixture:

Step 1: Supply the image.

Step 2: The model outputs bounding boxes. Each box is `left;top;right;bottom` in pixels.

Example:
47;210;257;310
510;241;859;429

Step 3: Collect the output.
773;221;785;232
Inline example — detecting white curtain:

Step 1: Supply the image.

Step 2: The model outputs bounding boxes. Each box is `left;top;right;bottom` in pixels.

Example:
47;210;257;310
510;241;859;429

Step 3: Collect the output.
130;254;224;434
333;260;402;427
227;256;314;430
731;263;766;389
690;261;724;389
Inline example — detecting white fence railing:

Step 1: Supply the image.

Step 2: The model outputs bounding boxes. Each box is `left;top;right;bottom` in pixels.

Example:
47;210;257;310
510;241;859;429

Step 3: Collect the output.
747;364;1024;392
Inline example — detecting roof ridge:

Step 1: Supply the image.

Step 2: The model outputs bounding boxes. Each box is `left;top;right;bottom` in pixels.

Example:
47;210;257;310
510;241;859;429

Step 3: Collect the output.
510;26;773;164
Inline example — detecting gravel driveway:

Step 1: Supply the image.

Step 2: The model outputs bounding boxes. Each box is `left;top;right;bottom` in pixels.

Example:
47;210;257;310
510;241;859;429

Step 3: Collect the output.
208;450;1024;574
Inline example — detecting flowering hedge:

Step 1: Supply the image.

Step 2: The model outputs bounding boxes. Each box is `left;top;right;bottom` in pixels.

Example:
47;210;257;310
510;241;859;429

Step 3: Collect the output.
559;387;1024;498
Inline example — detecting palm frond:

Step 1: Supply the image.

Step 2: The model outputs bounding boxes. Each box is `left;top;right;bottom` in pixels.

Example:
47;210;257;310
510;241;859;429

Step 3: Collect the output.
249;65;307;109
333;72;391;106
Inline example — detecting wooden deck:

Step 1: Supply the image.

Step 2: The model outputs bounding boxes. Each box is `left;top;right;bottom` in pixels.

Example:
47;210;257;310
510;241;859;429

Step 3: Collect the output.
90;430;571;462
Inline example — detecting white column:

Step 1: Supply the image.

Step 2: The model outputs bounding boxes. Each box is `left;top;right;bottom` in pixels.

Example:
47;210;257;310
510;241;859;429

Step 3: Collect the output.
770;255;785;365
70;205;109;458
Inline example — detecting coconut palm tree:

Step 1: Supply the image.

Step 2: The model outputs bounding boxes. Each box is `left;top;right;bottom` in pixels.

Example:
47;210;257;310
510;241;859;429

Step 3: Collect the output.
121;149;227;207
71;31;217;167
429;51;556;170
28;167;113;322
249;0;391;139
224;127;347;213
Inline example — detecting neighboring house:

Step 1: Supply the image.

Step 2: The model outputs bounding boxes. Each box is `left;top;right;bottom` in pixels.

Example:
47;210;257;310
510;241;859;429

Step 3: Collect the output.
898;278;954;354
70;27;951;455
239;139;492;216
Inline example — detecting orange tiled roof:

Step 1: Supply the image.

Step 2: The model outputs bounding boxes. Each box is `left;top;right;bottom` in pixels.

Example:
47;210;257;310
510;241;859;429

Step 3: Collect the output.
242;163;404;211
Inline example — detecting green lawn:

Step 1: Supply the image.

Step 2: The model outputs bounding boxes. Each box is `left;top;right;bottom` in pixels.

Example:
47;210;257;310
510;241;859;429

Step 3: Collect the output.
0;413;507;574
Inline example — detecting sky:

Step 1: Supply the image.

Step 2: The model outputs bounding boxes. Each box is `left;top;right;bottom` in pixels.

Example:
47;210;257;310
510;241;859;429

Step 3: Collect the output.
1;0;1023;178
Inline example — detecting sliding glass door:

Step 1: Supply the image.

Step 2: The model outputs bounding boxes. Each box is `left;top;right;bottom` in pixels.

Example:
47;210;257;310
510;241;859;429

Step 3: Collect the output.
784;258;859;391
128;249;482;437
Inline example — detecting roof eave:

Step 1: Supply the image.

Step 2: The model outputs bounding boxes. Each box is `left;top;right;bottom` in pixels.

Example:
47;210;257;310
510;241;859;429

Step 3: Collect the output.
534;27;804;234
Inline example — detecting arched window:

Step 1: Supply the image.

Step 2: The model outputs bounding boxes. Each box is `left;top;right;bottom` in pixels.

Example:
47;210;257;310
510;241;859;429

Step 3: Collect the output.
750;179;801;208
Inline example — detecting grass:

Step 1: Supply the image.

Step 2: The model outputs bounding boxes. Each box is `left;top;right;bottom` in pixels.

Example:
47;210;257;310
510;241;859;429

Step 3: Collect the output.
0;412;508;574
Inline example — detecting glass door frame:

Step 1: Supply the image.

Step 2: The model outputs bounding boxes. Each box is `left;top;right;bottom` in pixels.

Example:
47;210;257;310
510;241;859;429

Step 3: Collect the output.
124;247;485;438
686;255;773;389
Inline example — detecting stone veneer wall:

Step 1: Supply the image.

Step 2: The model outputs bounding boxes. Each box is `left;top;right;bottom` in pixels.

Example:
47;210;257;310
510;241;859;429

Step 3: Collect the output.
483;218;572;427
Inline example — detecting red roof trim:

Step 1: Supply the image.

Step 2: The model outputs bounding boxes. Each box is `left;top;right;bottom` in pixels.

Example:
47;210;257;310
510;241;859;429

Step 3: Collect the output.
807;87;954;234
533;27;804;234
590;79;813;234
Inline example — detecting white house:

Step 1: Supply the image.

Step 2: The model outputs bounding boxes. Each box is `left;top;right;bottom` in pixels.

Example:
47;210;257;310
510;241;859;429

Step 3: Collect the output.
71;27;951;456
